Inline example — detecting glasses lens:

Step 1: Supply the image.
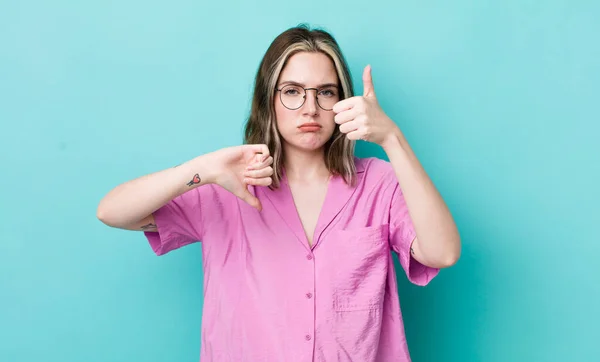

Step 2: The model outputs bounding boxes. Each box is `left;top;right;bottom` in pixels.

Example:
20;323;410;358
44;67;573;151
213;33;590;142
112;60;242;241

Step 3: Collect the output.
280;85;305;109
316;86;339;111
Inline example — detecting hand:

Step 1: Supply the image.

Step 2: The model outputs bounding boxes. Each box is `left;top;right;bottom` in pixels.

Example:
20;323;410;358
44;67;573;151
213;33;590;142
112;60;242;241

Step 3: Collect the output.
207;144;273;211
332;65;398;145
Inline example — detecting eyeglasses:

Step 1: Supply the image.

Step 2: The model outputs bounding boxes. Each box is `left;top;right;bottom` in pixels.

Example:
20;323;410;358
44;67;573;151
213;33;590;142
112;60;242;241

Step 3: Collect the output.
275;84;340;111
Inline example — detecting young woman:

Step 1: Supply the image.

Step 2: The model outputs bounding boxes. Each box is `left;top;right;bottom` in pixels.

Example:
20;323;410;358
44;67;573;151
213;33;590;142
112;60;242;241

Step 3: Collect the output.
97;24;461;362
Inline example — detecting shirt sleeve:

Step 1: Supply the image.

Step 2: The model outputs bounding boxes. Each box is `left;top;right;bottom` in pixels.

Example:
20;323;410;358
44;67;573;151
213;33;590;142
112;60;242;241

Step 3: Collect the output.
143;186;206;256
388;181;439;286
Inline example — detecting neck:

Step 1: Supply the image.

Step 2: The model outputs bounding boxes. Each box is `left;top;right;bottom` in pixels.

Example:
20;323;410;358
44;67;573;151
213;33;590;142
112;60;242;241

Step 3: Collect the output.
283;145;330;183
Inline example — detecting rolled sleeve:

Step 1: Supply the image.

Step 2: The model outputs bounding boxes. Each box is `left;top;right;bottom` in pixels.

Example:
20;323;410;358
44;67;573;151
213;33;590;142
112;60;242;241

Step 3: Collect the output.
388;182;439;286
143;187;205;256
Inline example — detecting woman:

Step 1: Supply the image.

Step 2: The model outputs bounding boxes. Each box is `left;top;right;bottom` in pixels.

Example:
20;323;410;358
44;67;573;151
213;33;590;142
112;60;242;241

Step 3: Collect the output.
97;24;461;362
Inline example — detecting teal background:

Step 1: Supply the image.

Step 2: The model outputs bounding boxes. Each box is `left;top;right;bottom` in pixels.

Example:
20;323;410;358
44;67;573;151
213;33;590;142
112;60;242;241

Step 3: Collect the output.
1;1;598;361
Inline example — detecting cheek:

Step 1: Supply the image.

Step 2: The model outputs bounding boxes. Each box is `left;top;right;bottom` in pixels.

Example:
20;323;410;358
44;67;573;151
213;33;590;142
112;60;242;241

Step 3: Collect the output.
274;104;295;136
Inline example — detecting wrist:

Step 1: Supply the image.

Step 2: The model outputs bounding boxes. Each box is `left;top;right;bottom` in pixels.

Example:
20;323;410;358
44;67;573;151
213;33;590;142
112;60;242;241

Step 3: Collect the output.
381;127;417;163
183;153;219;186
381;127;404;152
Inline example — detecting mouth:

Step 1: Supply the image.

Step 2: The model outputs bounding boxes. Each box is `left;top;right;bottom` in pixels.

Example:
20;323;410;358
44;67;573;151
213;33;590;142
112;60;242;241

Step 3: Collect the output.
298;122;322;132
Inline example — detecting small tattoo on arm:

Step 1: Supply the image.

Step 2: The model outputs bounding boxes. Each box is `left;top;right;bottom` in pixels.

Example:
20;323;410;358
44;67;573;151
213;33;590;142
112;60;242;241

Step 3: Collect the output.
140;223;157;231
410;246;415;255
186;173;201;187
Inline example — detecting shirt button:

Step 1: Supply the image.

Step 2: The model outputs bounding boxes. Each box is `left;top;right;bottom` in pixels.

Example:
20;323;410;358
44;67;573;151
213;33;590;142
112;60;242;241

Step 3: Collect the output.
306;292;312;299
305;334;311;341
306;254;313;260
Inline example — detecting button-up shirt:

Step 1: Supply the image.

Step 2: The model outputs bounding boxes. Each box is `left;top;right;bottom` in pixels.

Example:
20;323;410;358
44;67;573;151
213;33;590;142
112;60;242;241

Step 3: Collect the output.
144;157;439;361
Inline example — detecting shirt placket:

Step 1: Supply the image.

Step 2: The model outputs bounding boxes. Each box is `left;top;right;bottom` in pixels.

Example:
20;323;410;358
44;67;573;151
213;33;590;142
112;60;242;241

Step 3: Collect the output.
301;251;316;360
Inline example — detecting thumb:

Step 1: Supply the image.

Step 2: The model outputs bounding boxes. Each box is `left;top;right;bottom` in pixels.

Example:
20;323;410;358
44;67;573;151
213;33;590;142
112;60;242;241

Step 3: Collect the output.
239;185;263;211
362;64;375;98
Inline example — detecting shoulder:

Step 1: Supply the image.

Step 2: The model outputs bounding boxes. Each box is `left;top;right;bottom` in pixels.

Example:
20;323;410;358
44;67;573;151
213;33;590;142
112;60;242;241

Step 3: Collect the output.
351;157;399;207
354;156;396;183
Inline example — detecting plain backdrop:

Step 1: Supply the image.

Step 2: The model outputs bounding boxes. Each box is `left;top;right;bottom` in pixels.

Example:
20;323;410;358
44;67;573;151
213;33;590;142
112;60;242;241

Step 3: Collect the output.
1;1;599;361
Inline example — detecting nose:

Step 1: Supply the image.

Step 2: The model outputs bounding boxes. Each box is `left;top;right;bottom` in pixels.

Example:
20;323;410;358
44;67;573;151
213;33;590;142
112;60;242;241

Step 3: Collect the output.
302;89;318;115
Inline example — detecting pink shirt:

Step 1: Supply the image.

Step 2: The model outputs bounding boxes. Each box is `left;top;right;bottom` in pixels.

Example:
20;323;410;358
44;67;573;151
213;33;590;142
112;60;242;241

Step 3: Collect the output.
144;157;439;361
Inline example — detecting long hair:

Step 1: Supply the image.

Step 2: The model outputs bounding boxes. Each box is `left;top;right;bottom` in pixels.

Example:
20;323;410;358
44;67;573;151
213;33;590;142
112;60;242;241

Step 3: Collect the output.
243;24;356;188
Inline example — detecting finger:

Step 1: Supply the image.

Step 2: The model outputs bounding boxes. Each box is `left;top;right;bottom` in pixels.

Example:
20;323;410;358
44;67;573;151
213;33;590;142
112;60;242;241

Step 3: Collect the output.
346;129;364;141
247;144;270;159
257;143;270;156
250;153;263;165
246;153;265;170
247;156;273;170
243;177;273;187
332;97;359;114
363;64;375;98
334;108;360;125
339;120;360;135
244;166;273;178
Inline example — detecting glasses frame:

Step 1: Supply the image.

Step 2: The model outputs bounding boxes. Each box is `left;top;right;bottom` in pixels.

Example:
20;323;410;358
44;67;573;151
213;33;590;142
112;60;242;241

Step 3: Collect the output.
275;84;339;111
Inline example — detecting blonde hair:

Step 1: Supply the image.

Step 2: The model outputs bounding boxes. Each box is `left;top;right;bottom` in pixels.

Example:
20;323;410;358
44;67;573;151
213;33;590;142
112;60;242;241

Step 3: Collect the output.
243;24;357;188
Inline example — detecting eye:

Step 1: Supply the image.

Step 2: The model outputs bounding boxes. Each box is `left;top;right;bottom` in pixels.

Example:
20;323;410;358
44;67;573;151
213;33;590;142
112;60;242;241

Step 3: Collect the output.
282;85;302;96
319;88;337;97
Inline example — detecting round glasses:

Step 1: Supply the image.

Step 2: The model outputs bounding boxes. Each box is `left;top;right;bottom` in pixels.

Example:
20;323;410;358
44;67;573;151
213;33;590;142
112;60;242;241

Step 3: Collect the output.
275;84;340;111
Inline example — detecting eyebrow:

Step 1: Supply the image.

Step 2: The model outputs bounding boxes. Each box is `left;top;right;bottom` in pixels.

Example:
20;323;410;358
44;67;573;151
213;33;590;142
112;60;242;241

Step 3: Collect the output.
278;81;339;88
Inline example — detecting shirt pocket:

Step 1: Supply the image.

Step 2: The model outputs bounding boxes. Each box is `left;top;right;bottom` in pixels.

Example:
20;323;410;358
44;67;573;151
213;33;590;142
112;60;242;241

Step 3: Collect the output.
329;224;390;312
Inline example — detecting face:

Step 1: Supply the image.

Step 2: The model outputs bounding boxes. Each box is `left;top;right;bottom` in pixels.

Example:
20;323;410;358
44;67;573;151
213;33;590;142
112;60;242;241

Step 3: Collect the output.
274;51;340;153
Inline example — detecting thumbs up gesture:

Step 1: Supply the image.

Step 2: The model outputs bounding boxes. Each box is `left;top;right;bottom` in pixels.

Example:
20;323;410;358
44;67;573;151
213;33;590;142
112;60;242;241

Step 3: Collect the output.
332;65;398;146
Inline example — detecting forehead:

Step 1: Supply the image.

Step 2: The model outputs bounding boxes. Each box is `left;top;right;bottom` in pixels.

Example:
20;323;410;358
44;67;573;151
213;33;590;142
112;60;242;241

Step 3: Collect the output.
278;51;338;85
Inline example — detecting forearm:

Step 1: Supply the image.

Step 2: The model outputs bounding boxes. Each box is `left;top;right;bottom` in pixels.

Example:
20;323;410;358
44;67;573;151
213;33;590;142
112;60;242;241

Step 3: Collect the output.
382;128;461;268
96;154;214;228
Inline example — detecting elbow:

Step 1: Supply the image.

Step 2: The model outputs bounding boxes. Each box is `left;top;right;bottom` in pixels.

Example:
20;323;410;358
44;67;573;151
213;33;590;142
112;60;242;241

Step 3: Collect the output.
96;201;116;227
439;239;461;268
415;234;462;269
428;238;461;269
429;252;459;269
440;251;460;268
96;205;110;225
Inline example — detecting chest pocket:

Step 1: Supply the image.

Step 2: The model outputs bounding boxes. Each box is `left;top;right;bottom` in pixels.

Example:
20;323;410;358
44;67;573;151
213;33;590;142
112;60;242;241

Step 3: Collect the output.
328;224;390;311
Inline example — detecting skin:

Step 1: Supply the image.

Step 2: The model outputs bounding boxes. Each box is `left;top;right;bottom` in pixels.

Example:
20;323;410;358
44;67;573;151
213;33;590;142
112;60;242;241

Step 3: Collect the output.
274;51;339;154
270;52;340;246
266;51;461;267
97;51;460;269
333;63;461;268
